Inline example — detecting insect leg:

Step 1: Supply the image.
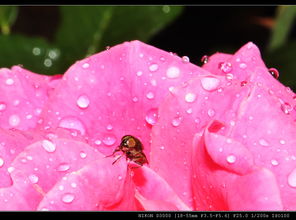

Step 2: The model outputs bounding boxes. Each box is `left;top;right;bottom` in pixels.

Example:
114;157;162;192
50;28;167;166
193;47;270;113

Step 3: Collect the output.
112;154;123;165
105;147;120;158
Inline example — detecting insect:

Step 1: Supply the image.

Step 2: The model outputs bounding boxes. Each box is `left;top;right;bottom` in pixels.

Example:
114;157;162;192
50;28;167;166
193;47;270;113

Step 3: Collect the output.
106;135;148;167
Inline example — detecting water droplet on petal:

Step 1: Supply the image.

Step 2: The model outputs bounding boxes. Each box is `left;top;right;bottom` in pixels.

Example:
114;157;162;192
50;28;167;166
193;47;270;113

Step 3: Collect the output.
145;108;159;126
182;56;190;63
42;140;56;153
149;63;159;72
166;66;180;79
288;168;296;187
132;96;138;103
160;146;165;150
201;77;220;91
62;193;75;204
240;81;248;87
219;62;232;73
0;157;4;167
29;174;39;184
58;117;86;135
57;163;70;172
259;138;269;147
185;92;196;103
271;159;279;166
239;63;247;69
146;91;155;100
225;73;233;81
0;102;6;112
280;102;293;115
118;175;123;181
106;124;113;131
82;63;90;69
226;155;236;164
103;134;116;146
9;115;20;127
136;71;143;76
80;151;87;159
171;116;182;127
201;55;209;64
5;78;14;85
268;68;279;79
76;95;90;109
207;109;215;117
280;139;286;145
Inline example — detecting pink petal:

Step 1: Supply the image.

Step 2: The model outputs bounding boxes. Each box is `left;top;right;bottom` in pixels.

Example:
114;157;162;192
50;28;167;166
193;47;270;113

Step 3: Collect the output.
132;165;190;211
36;40;209;157
0;66;62;130
37;158;135;211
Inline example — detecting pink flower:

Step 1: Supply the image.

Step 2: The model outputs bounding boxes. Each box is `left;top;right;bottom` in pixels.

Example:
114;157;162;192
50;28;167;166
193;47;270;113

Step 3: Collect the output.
0;40;295;211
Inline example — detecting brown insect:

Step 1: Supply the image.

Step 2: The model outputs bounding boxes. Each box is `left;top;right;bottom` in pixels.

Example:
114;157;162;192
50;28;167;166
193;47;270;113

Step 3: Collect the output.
106;135;148;167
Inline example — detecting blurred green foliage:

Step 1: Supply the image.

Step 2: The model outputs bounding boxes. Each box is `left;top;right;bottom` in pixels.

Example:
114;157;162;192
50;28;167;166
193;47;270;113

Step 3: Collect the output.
0;6;183;75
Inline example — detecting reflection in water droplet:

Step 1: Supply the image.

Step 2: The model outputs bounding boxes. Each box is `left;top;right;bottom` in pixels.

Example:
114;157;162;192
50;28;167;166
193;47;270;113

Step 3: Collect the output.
171;116;182;127
185;93;196;103
201;55;209;64
5;78;14;85
42;140;56;153
271;159;279;166
80;151;87;159
76;95;90;109
280;102;293;115
207;109;215;117
29;174;39;184
226;155;236;164
268;68;279;79
58;117;86;135
82;63;90;69
201;77;220;91
239;63;247;69
146;91;155;100
106;124;113;131
57;163;70;172
103;134;116;146
166;66;180;79
259;139;269;147
219;62;232;73
9;115;20;127
182;56;190;63
145;108;159;126
241;81;248;87
62;193;75;204
149;63;159;72
288;168;296;187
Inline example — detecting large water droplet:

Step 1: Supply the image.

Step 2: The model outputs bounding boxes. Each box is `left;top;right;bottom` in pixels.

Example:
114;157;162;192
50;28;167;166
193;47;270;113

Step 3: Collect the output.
58;117;86;135
185;92;196;103
82;63;90;69
29;174;39;184
145;108;159;126
5;78;14;86
280;102;293;115
149;63;159;72
182;56;190;63
76;95;90;109
57;163;70;172
171;116;182;127
268;68;279;79
146;91;155;100
201;55;209;64
102;134;116;146
201;77;220;91
288;168;296;187
219;62;232;73
62;193;75;204
42;140;56;153
226;155;236;164
259;138;269;147
166;66;180;79
9;115;20;127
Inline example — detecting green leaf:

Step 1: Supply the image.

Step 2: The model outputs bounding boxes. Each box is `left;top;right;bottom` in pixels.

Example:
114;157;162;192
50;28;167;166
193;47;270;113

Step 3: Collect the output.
0;6;18;35
268;6;296;52
55;6;183;71
264;40;296;91
0;34;62;75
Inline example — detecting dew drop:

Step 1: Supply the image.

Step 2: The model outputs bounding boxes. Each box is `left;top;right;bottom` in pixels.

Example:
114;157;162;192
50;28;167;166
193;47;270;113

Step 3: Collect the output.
42;140;56;153
207;109;215;117
132;96;138;103
58;117;86;135
0;102;6;112
225;73;233;81
29;174;39;184
145;108;159;126
201;77;220;91
57;163;70;172
166;66;180;79
80;151;87;159
76;95;90;109
182;56;190;63
82;63;90;69
280;139;286;145
280;102;293;115
226;155;236;164
136;71;143;76
271;159;279;166
5;78;14;85
201;55;209;64
102;134;116;146
219;62;232;73
268;68;279;79
62;193;75;204
171;116;182;127
240;81;248;87
288;168;296;187
9;115;20;127
160;146;165;150
0;157;4;167
118;175;123;181
146;91;155;100
149;63;159;72
239;63;247;69
186;108;193;114
185;92;196;103
259;138;269;147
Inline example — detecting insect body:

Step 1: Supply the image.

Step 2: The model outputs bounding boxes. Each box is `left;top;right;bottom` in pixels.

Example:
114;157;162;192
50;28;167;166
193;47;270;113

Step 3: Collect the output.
107;135;148;166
